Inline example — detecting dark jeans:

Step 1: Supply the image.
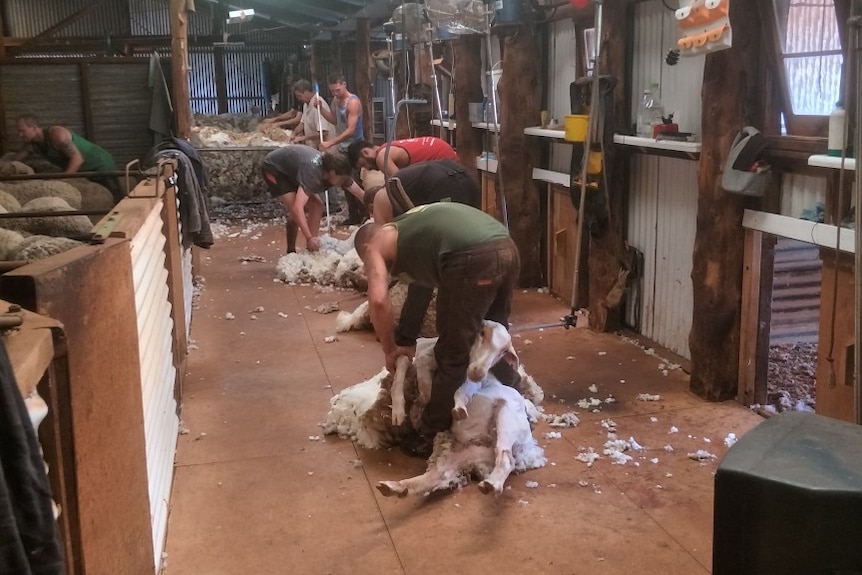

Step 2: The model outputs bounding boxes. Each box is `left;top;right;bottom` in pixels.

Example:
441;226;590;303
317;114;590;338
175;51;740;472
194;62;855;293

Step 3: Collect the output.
421;237;520;435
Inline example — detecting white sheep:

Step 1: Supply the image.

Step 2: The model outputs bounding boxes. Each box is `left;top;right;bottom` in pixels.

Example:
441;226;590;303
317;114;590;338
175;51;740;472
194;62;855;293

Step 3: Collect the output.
0;160;35;176
12;197;93;238
323;320;545;496
60;178;115;212
9;235;85;262
0;180;82;209
335;281;437;338
0;228;25;260
0;189;22;213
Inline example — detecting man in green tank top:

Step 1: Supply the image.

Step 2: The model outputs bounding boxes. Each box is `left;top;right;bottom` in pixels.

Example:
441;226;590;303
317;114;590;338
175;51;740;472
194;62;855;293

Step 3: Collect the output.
354;202;521;458
15;114;122;202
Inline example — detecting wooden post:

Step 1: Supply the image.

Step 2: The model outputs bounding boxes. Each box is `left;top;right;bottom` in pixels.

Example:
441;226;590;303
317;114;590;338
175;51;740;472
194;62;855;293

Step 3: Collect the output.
738;229;774;406
169;0;192;138
587;0;632;330
453;35;483;170
689;0;765;400
498;24;542;285
80;62;95;139
330;31;342;76
212;3;228;114
0;7;6;59
355;19;373;141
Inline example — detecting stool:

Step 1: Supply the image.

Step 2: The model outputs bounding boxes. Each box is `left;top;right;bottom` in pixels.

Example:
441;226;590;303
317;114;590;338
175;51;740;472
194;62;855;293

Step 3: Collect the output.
713;412;862;574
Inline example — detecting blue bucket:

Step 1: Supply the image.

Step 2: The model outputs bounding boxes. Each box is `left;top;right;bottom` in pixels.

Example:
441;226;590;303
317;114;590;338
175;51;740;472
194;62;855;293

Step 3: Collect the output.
495;0;523;25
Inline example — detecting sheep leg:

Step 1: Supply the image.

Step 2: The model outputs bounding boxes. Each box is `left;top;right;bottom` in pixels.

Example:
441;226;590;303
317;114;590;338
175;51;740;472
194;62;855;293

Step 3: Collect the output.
377;447;485;497
452;380;481;421
478;401;520;495
390;355;410;426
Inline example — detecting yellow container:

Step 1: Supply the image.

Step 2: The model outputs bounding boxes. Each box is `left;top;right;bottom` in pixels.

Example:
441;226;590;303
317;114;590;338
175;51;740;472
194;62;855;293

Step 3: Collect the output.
564;114;589;142
587;151;603;175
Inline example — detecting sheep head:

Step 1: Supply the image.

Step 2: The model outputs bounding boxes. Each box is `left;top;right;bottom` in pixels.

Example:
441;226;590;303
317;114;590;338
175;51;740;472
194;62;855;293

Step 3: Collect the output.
466;320;519;382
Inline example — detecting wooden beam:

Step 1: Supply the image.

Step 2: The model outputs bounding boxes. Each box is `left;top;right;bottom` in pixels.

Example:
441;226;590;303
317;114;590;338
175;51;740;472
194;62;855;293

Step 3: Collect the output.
79;62;95;140
0;7;6;59
738;229;773;406
689;0;766;401
212;3;229;114
13;0;109;53
453;35;483;170
169;0;193;139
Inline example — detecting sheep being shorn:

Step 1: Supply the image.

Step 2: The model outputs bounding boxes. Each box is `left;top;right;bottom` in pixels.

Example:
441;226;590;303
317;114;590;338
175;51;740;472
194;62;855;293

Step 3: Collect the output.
334;281;437;338
322;321;546;496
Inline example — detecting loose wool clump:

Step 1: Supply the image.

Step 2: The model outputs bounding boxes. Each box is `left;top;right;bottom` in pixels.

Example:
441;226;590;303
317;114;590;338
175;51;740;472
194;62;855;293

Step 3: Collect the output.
275;231;365;289
0;180;82;209
9;235;84;262
13;197;93;237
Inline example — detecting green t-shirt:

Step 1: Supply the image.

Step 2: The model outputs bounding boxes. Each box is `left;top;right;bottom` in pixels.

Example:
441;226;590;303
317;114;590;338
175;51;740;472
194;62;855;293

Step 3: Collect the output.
33;130;117;173
389;202;509;286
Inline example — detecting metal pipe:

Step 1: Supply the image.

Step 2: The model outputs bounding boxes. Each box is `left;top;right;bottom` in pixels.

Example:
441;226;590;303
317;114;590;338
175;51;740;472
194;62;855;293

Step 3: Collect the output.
570;0;603;314
427;41;446;139
382;98;427;179
851;6;862;425
483;5;508;228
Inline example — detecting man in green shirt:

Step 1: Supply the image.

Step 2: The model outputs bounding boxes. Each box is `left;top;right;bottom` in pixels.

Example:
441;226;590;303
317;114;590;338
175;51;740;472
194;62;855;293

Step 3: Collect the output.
15;114;122;202
354;202;520;458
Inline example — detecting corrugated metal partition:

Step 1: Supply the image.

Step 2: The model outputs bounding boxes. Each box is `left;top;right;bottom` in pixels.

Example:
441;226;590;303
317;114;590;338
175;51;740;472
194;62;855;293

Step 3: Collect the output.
2;0;130;37
780;172;828;218
626;155;698;358
0;60;154;166
618;2;704;358
128;199;180;570
547;18;579;174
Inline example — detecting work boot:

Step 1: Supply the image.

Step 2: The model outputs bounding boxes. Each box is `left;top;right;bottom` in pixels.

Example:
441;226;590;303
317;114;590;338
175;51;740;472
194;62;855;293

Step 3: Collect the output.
399;429;435;459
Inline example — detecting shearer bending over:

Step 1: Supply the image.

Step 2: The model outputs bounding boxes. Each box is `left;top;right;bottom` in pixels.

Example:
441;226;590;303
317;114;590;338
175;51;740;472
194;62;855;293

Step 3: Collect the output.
346;136;459;176
261;145;364;252
353;202;521;458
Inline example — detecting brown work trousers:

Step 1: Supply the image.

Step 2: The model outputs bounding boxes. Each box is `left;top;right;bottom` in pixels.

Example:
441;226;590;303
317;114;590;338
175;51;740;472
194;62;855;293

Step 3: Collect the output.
421;237;520;436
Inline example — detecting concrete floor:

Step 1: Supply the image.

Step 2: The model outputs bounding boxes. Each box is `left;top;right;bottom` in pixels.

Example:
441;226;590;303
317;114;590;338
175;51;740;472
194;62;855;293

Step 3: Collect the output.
163;219;764;575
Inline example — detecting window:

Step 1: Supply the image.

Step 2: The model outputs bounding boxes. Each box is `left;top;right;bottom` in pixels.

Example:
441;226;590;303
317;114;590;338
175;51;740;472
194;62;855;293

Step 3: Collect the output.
772;0;843;117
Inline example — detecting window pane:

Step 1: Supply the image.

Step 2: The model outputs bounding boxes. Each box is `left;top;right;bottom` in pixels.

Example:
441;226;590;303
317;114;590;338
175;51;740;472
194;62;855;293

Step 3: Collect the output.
784;54;843;115
773;0;840;55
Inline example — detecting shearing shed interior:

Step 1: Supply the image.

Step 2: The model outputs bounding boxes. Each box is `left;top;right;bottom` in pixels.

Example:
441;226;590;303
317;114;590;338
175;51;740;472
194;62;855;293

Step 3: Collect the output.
0;0;860;574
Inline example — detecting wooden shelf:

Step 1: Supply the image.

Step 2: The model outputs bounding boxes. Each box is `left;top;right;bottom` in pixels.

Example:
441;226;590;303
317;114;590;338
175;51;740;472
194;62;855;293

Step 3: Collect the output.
430;118;456;130
472;122;501;132
532;168;570;187
613;134;701;160
808;154;856;171
524;126;568;140
476;156;498;173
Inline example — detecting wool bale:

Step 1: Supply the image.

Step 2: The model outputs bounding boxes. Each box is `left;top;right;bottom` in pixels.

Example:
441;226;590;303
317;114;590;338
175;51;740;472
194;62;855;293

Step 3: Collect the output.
9;234;84;262
16;197;93;237
198;149;272;201
0;160;35;176
0;227;25;260
1;180;82;209
0;190;22;213
60;178;115;212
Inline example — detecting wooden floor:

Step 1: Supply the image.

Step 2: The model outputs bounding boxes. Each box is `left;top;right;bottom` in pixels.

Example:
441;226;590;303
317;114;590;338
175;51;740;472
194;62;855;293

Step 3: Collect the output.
161;219;765;575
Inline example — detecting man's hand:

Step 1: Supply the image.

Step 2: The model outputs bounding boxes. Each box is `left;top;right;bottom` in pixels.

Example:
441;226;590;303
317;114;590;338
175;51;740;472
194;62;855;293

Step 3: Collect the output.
306;235;320;252
318;140;333;152
385;345;415;374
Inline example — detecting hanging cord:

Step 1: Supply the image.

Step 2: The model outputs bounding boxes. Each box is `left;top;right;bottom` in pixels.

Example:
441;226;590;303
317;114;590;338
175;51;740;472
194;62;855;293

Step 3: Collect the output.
825;13;857;387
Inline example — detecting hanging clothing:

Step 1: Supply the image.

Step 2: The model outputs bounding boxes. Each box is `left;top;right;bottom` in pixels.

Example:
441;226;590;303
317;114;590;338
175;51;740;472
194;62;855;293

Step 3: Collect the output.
0;338;65;575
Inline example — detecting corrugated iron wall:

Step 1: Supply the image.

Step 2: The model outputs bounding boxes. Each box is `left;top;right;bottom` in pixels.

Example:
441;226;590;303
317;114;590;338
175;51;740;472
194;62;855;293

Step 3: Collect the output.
547;18;578;174
626;155;698;359
129;199;180;571
1;61;155;166
2;0;130;37
780;172;828;219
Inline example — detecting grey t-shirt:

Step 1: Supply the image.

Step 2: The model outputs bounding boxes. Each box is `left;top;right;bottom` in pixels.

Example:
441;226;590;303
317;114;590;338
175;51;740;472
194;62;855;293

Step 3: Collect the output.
261;145;326;198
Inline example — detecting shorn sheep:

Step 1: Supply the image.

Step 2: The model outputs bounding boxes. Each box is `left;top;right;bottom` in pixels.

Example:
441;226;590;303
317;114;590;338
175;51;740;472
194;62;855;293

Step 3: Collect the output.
321;320;546;497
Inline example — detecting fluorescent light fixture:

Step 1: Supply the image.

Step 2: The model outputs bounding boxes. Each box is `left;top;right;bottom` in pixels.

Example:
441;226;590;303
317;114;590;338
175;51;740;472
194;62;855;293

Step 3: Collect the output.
228;8;254;19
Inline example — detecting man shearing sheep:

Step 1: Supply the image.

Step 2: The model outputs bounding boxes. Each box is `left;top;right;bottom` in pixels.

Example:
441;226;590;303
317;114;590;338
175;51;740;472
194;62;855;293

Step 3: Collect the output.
353;202;521;458
347;136;459;176
261;146;364;252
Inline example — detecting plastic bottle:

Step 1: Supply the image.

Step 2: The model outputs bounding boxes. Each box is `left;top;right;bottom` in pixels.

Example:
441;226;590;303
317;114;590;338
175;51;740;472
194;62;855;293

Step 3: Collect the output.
636;89;653;137
646;83;665;137
827;101;846;157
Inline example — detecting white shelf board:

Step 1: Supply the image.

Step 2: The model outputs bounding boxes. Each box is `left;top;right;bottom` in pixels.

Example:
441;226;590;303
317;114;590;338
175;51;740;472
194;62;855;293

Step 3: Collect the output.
430;118;456;130
807;154;856;171
614;134;702;154
532;168;570;187
524;126;568;140
472;122;501;132
742;209;855;254
476;156;498;173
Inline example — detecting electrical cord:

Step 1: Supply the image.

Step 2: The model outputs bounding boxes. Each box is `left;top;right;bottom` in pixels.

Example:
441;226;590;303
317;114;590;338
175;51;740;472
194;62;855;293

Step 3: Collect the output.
660;0;678;11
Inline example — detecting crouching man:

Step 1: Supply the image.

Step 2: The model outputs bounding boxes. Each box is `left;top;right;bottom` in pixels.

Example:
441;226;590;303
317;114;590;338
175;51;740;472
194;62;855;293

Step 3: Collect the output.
353;203;521;458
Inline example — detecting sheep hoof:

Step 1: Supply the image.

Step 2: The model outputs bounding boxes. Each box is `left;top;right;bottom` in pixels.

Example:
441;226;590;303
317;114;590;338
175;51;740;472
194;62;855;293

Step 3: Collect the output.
451;406;468;421
477;480;496;495
376;481;408;498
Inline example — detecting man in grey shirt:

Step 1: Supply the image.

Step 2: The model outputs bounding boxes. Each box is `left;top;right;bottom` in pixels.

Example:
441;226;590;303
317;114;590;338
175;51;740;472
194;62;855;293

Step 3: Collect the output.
261;145;361;252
